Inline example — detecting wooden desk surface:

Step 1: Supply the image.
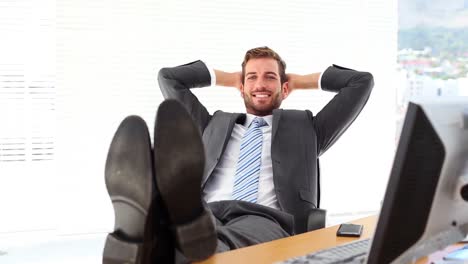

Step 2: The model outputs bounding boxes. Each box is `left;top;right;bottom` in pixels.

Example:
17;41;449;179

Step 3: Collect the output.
197;216;464;264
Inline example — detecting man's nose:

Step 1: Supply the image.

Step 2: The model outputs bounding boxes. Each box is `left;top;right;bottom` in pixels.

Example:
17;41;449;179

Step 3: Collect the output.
255;78;267;89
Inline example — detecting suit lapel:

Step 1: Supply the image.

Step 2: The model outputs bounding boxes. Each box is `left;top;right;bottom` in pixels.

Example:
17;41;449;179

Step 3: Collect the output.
272;109;282;142
201;112;244;187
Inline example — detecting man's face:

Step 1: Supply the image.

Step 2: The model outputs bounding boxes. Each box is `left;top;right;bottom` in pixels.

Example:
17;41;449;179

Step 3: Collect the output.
241;58;289;116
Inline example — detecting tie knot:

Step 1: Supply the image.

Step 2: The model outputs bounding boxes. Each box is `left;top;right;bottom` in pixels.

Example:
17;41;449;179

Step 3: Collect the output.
250;117;267;128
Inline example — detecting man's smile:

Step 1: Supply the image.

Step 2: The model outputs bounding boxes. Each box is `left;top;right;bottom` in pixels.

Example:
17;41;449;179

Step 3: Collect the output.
252;92;272;98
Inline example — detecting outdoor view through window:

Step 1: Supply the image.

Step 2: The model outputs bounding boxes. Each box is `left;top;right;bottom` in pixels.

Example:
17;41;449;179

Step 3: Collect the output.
397;0;468;133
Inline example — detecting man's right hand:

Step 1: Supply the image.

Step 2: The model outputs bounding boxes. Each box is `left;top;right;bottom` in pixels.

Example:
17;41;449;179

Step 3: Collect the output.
214;70;242;92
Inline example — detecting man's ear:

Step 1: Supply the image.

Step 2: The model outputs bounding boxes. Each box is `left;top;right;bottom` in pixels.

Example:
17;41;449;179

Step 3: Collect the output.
281;82;290;99
240;83;245;98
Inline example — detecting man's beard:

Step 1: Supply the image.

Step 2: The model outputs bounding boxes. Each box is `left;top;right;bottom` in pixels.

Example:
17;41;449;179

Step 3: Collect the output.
243;91;282;116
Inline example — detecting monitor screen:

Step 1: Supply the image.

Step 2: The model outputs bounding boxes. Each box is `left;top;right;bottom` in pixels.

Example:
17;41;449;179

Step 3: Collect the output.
367;99;468;264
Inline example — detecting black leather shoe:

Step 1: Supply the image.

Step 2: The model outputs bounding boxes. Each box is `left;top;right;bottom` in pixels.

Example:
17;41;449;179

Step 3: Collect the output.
103;115;154;263
154;99;217;262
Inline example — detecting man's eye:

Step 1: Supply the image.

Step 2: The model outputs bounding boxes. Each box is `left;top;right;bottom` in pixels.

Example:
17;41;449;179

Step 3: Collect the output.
248;76;257;80
267;76;276;79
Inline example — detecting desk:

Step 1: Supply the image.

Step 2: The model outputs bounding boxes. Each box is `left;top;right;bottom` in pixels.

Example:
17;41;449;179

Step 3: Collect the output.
197;216;464;264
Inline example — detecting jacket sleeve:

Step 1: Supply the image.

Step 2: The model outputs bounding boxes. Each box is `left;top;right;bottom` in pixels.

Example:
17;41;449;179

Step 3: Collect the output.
312;64;374;156
157;60;213;133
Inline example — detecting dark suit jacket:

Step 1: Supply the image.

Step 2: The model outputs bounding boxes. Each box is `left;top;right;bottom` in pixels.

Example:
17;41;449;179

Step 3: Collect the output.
158;60;374;233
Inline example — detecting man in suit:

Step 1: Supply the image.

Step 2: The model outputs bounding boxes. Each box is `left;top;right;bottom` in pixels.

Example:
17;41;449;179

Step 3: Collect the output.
103;46;374;263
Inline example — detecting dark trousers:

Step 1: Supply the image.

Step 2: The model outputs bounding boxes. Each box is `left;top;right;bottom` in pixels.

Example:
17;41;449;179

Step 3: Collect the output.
208;200;295;253
172;200;294;263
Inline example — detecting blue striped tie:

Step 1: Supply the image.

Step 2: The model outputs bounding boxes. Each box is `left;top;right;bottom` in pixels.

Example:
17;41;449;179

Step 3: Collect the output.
232;117;267;203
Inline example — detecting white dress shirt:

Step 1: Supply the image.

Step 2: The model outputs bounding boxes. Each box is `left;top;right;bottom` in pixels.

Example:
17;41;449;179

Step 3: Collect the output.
203;114;279;209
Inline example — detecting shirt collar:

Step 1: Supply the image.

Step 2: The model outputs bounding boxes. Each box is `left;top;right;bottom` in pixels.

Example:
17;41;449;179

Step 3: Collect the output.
245;113;272;127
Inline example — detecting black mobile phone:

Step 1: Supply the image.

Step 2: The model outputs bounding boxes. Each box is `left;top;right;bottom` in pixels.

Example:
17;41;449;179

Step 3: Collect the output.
336;223;363;237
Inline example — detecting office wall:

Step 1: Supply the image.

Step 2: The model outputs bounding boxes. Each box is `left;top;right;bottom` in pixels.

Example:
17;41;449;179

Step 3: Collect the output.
1;0;397;234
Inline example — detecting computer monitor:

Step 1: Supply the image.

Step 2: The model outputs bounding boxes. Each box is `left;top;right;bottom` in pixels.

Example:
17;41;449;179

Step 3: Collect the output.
366;99;468;264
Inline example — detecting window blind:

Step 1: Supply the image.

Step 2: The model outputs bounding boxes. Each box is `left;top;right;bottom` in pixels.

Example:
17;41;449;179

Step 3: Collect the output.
0;0;56;232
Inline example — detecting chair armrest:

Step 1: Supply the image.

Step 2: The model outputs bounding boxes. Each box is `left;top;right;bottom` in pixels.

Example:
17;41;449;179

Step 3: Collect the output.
307;208;326;231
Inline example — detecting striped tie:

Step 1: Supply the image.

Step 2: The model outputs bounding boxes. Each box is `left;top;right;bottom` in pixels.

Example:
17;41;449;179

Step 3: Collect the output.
232;117;267;203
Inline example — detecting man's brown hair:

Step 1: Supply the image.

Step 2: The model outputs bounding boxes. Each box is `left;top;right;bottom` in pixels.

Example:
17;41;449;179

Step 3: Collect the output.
241;46;287;85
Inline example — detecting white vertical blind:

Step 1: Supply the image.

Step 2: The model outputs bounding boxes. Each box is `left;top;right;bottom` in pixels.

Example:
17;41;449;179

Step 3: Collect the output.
1;0;397;233
0;0;56;232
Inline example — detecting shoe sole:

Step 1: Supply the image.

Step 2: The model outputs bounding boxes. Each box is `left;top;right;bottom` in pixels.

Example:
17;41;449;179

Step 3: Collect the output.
154;100;216;261
103;116;153;263
154;100;205;223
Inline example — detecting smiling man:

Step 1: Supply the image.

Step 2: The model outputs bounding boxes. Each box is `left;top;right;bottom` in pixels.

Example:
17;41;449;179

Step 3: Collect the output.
241;55;289;115
102;46;374;263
